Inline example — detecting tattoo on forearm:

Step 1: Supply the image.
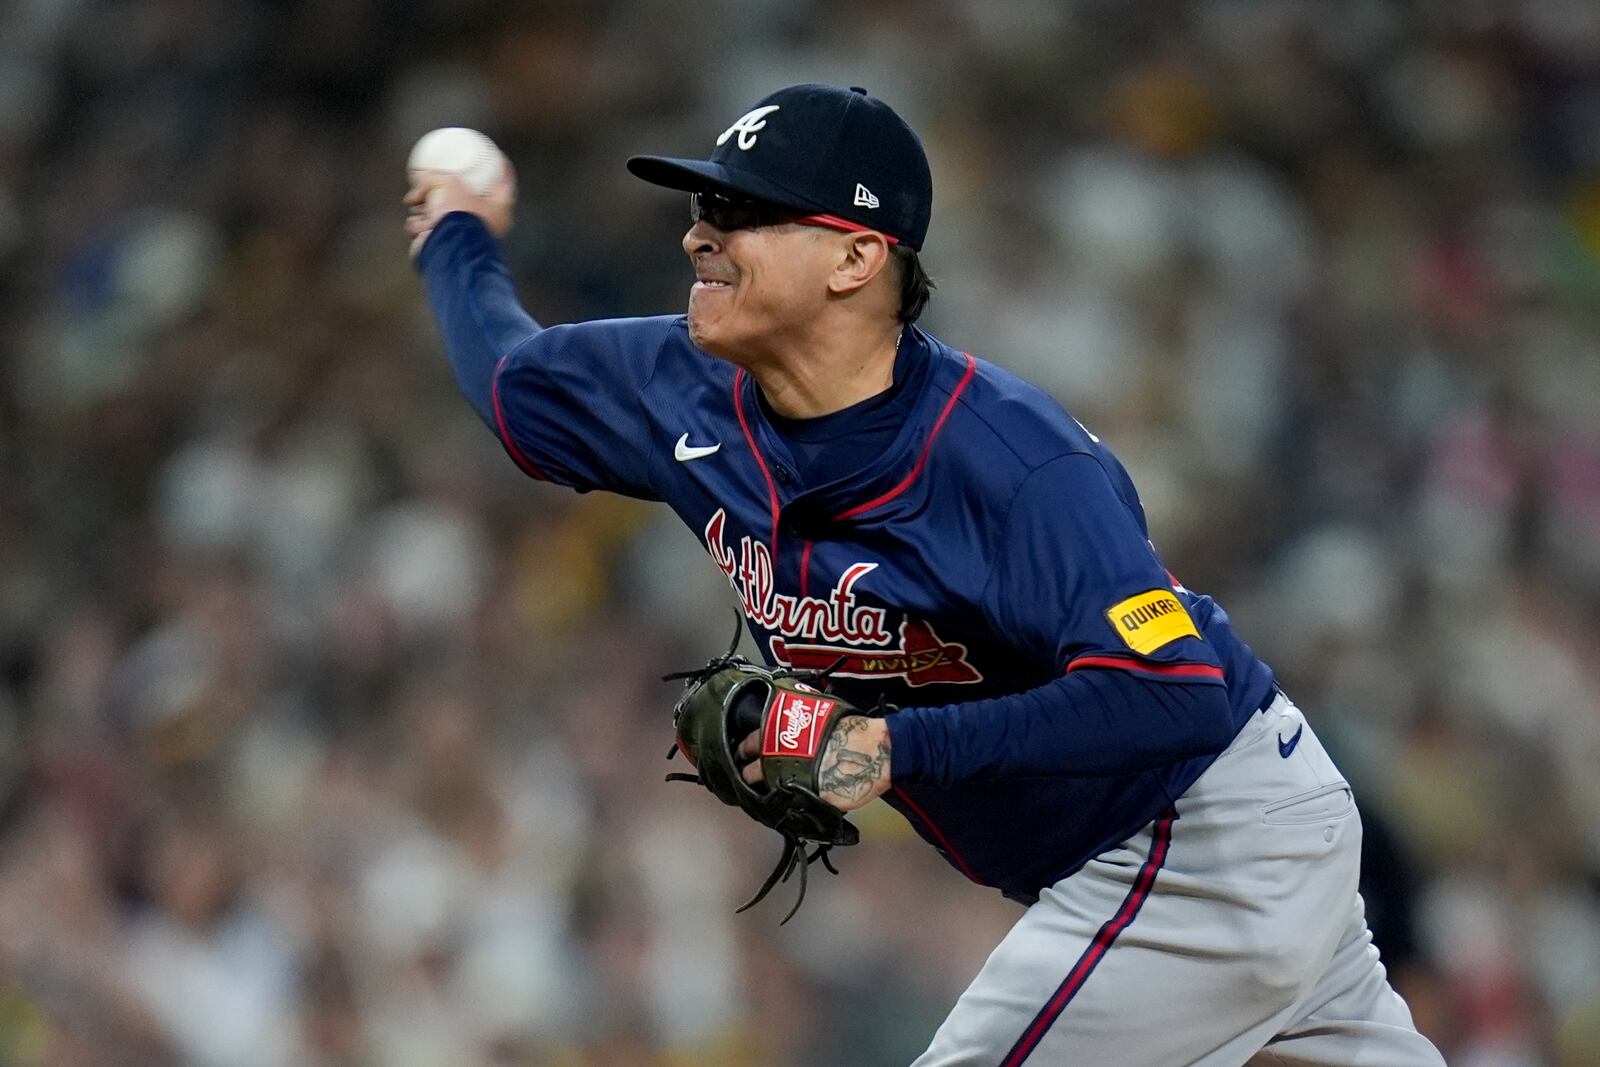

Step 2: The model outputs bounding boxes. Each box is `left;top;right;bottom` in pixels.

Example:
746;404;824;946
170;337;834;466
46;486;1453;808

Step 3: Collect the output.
819;716;890;804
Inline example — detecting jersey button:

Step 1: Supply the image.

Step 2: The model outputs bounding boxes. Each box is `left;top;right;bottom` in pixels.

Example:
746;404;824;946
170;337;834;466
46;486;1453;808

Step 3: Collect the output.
774;467;793;485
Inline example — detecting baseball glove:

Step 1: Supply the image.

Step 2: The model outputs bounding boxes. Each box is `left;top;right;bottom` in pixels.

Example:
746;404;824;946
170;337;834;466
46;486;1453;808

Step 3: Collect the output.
663;621;874;924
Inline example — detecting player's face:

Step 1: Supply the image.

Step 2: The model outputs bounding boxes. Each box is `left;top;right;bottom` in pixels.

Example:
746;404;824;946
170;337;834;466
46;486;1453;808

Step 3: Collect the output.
682;191;838;360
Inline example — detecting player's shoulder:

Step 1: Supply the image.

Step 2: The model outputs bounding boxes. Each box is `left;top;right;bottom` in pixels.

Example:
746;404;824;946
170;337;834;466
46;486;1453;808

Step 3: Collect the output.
531;313;684;352
524;314;733;384
607;314;730;370
921;330;1099;472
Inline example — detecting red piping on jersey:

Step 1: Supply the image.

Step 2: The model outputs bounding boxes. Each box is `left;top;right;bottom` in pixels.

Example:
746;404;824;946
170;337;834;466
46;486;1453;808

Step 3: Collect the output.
1066;655;1224;682
795;213;902;245
491;352;548;481
999;808;1177;1066
834;353;977;521
799;540;814;600
732;368;781;552
890;785;982;885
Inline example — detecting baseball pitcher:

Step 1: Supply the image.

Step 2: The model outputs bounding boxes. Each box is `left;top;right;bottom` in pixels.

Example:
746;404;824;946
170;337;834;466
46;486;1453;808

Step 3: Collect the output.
405;83;1447;1067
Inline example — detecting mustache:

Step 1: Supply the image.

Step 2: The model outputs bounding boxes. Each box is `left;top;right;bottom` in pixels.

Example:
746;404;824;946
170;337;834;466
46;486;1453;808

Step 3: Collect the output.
693;259;738;284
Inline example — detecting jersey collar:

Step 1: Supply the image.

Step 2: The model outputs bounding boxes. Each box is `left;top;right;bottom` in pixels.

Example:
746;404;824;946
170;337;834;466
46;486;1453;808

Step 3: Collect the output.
732;328;976;534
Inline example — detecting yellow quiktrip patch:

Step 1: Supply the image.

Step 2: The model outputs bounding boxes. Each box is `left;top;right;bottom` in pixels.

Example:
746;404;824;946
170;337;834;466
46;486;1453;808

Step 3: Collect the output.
1106;590;1199;654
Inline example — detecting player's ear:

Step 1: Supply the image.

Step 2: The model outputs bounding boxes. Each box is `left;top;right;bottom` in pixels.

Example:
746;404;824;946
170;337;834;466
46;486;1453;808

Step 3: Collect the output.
826;231;892;297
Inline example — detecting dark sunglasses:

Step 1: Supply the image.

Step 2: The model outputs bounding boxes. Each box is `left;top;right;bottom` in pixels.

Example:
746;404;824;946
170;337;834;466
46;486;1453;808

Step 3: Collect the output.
688;189;902;245
689;189;800;232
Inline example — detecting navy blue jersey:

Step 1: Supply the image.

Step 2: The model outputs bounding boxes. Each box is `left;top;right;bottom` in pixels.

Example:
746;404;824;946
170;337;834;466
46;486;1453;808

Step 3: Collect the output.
423;215;1276;899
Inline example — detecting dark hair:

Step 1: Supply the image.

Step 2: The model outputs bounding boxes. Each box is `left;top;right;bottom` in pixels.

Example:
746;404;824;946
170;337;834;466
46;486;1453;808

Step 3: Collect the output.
892;244;934;324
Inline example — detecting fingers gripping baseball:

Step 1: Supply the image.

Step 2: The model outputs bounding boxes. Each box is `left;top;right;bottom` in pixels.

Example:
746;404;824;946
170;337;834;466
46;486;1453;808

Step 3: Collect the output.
739;715;891;811
404;169;515;257
403;147;516;258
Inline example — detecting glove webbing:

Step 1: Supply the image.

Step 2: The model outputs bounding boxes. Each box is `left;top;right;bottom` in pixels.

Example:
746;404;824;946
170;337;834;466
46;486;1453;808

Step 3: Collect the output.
662;616;850;923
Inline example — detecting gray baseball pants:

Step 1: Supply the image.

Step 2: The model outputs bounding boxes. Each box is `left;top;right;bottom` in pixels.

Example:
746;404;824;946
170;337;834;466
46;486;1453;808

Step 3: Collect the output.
912;692;1447;1067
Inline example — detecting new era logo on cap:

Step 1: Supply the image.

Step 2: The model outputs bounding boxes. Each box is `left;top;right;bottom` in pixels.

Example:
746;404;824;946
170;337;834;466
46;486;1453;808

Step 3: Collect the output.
627;83;934;249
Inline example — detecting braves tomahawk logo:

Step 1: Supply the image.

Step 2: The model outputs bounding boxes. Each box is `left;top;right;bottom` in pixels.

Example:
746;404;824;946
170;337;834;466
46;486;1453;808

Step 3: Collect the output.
704;510;982;688
770;618;980;687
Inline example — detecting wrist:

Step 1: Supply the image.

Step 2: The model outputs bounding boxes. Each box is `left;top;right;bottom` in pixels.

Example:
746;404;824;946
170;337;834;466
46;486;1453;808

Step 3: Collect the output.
817;714;893;811
415;212;495;272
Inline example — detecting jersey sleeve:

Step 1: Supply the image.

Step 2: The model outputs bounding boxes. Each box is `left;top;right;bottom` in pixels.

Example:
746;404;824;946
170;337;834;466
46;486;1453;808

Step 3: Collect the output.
416;212;542;431
417;211;669;500
489;316;672;500
982;452;1224;684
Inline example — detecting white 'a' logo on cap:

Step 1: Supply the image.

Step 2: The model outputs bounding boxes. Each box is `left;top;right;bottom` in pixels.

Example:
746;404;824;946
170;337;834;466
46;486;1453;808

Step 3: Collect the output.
717;105;781;151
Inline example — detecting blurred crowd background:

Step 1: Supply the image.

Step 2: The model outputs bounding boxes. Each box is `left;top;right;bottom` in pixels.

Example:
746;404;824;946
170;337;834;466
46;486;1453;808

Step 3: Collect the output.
1;0;1598;1064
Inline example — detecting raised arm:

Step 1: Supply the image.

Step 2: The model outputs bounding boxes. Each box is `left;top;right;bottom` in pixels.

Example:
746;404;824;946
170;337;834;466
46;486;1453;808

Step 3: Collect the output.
405;167;671;500
405;168;535;428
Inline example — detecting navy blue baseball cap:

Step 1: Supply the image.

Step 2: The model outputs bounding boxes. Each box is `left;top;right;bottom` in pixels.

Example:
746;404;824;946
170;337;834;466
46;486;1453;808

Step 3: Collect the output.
628;84;933;250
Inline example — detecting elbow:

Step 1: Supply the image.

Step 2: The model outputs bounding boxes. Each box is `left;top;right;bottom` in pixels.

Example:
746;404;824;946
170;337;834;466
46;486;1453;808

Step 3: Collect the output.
1115;672;1236;767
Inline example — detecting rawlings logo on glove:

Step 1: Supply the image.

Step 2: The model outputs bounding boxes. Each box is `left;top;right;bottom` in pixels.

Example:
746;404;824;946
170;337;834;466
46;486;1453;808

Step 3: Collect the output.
766;692;836;758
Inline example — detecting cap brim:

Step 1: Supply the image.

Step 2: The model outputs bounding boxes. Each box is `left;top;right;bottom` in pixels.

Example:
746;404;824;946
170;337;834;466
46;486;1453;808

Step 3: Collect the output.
626;155;825;215
626;156;731;193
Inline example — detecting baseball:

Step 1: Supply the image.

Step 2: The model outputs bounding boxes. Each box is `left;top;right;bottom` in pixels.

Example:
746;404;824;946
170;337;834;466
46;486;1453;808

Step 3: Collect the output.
406;127;505;196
